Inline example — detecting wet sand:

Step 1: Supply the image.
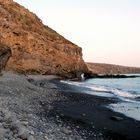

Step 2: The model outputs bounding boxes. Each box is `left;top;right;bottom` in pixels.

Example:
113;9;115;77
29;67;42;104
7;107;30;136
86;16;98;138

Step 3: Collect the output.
49;80;140;140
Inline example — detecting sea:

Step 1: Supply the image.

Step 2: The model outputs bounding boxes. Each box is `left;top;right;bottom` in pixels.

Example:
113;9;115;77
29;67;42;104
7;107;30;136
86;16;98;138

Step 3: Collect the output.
61;74;140;121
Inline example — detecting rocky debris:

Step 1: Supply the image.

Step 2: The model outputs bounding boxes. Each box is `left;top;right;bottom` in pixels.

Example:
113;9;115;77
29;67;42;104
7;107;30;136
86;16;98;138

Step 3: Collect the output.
0;43;11;73
0;109;35;140
0;1;89;78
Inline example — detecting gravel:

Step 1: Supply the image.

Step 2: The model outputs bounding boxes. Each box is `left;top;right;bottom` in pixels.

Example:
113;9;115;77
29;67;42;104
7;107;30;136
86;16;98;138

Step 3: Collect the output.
0;72;88;140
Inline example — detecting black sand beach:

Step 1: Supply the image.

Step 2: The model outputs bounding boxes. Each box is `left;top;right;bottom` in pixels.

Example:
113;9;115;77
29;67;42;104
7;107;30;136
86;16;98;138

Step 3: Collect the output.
0;72;140;140
49;80;140;140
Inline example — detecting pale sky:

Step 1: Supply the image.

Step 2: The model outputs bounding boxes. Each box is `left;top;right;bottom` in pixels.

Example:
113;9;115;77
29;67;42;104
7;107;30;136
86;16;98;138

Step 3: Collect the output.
14;0;140;67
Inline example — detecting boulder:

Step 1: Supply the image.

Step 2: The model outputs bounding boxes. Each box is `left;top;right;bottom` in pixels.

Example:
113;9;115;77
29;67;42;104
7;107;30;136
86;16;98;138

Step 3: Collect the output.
0;44;11;73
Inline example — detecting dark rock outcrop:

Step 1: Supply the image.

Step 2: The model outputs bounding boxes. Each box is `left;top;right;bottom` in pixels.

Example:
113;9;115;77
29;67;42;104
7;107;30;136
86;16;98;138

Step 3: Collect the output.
0;43;11;73
0;0;89;78
85;74;139;79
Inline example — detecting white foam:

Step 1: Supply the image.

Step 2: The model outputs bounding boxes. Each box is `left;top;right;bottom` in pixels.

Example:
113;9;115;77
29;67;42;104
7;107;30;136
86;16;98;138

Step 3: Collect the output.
60;80;140;101
109;102;140;121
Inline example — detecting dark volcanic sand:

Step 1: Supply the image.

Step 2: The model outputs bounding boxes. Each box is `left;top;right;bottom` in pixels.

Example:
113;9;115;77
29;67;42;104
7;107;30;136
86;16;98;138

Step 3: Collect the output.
47;80;140;140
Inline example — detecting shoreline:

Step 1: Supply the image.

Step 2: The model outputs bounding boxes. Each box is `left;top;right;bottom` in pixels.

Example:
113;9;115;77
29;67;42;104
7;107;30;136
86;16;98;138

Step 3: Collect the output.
0;72;140;139
50;79;140;140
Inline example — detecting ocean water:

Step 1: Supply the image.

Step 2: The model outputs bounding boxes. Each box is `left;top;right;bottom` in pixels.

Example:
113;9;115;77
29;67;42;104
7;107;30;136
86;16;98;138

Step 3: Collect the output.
61;74;140;121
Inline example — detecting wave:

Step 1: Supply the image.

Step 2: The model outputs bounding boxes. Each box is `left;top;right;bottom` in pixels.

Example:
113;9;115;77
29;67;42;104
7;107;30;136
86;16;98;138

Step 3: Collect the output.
61;80;140;101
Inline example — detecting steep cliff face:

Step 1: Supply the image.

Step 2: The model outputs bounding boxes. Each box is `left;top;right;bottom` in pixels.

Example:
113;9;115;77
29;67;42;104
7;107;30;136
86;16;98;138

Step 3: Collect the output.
0;0;88;78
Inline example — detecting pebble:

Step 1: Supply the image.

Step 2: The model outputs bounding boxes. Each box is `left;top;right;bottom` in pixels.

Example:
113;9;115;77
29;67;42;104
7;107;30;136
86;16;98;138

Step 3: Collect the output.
62;128;72;135
29;131;35;135
92;125;95;129
27;135;35;140
17;125;30;139
0;123;3;127
21;121;29;126
99;133;103;136
76;126;80;129
82;113;86;117
0;128;7;139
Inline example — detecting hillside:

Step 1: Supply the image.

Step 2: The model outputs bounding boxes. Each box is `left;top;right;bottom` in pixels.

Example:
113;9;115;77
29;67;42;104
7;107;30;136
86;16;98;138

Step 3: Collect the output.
86;62;140;74
0;0;88;78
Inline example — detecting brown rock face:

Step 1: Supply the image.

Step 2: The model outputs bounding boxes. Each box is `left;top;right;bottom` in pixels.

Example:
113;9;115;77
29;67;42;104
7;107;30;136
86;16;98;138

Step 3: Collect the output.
87;62;140;74
0;0;88;78
0;44;11;73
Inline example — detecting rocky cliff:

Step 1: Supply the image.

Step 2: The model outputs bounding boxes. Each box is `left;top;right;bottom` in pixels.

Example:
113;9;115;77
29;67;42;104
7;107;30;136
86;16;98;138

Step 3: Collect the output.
87;62;140;74
0;0;88;78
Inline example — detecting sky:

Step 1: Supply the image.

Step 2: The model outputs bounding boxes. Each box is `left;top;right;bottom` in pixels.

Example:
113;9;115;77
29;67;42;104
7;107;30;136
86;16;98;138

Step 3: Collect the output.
14;0;140;67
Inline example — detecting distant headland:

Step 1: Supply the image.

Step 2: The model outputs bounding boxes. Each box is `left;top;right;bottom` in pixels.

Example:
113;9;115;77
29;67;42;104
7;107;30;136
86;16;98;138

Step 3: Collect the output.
86;62;140;75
